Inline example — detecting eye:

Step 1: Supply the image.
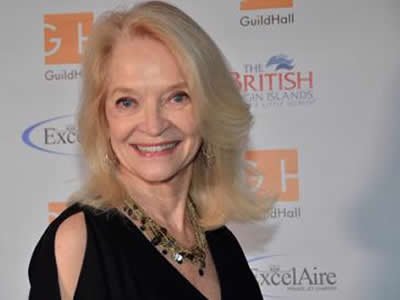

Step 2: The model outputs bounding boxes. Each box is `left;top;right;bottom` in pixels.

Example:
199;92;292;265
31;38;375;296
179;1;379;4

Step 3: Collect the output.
115;97;136;109
170;91;189;104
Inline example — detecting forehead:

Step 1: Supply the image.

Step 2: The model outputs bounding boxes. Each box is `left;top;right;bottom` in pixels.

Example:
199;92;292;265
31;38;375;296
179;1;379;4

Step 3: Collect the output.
107;35;187;90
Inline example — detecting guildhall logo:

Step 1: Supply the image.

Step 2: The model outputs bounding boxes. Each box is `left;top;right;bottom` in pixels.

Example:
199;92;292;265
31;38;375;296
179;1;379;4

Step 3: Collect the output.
44;12;93;64
240;0;293;10
246;149;299;202
48;202;66;222
239;0;294;28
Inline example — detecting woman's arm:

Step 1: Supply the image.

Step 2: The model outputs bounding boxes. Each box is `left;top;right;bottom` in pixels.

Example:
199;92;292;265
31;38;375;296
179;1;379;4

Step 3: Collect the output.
54;212;87;300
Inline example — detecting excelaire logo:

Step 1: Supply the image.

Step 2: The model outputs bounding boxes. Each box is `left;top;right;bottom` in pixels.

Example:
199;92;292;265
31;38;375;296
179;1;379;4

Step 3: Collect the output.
22;115;79;156
232;54;316;110
240;0;294;28
43;12;93;81
249;255;338;298
246;149;301;220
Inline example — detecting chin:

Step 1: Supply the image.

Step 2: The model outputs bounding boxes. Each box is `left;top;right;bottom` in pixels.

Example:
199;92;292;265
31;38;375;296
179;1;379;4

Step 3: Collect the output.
137;170;180;184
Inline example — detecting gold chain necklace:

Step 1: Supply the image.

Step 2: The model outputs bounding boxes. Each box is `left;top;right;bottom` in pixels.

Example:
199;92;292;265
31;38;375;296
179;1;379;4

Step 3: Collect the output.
122;198;207;276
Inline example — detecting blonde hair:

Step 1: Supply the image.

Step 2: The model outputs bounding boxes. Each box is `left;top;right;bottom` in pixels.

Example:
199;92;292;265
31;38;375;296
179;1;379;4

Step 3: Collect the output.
74;1;272;229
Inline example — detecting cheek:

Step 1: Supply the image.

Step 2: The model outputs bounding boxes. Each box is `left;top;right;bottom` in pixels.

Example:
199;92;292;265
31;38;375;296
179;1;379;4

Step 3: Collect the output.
176;111;200;135
107;116;133;143
182;119;202;149
185;121;202;151
189;123;202;145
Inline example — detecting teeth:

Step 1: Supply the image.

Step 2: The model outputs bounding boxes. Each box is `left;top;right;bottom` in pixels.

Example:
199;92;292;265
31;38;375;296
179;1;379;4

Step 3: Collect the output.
136;142;177;153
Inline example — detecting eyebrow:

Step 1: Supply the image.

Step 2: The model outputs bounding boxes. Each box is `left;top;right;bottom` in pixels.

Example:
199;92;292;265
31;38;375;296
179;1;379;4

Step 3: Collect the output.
108;81;188;98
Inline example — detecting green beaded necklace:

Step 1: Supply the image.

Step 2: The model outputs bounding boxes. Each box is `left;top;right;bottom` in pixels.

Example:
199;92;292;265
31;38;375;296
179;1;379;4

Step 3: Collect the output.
122;198;207;276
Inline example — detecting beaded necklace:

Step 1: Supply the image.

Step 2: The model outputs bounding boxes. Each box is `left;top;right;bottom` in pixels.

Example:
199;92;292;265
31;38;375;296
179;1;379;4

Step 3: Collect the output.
122;198;207;276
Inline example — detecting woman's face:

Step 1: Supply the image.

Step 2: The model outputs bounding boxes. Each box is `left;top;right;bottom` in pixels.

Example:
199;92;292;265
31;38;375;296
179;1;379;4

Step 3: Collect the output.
105;36;201;184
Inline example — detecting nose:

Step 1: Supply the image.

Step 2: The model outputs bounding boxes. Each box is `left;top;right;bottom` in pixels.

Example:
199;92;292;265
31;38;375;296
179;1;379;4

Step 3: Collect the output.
140;100;168;136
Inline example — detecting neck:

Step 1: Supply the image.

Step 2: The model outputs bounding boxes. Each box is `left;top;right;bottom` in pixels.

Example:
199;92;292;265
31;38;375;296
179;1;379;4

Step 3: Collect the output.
118;165;193;234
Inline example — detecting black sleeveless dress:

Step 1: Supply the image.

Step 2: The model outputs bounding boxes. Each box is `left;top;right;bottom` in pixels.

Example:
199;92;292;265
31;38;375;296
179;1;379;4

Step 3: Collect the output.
28;203;263;300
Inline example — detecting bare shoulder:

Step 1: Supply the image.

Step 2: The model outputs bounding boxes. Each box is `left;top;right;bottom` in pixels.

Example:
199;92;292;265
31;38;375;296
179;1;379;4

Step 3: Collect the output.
55;211;87;299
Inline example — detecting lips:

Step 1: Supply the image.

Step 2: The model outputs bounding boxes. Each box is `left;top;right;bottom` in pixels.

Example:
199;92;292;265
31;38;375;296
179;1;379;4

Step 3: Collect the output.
131;141;180;155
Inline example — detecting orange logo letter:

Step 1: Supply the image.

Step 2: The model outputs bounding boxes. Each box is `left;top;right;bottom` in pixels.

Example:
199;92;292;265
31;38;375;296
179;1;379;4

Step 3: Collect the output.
48;202;67;223
241;0;293;10
246;149;299;201
44;12;93;64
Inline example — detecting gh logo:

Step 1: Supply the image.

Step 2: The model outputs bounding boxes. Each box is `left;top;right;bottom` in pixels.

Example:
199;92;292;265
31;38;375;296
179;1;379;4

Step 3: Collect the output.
246;149;299;201
44;12;93;64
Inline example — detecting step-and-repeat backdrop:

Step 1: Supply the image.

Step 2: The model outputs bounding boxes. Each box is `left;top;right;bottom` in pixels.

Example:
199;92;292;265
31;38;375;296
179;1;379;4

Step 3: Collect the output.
1;0;399;299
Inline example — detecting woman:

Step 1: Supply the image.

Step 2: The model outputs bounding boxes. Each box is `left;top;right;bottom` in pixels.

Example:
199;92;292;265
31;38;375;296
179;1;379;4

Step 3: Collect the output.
29;1;271;299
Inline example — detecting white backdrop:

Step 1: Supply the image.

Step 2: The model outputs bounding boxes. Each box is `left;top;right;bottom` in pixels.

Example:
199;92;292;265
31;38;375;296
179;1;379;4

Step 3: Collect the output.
1;0;399;299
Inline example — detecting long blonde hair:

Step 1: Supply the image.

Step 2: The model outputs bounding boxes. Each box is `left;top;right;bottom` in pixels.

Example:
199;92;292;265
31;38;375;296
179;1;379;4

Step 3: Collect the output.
74;1;272;229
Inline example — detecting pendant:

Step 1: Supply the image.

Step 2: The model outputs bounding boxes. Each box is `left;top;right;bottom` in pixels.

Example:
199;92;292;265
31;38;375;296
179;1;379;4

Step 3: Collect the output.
174;253;184;264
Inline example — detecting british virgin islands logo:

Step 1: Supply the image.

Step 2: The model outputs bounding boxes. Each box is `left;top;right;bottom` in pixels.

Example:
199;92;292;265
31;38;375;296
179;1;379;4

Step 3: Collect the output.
232;54;316;109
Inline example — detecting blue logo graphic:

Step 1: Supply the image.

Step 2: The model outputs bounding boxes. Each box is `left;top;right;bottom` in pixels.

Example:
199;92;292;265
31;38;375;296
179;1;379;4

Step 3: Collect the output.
266;54;295;71
22;114;79;156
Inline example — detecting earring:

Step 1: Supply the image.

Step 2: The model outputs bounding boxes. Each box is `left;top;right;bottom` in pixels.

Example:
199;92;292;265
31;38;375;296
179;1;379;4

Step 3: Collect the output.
104;148;119;167
201;143;215;168
104;138;119;167
104;154;115;168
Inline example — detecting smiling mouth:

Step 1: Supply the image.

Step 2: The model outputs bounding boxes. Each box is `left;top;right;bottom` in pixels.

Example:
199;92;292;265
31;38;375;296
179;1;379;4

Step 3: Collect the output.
132;141;180;154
